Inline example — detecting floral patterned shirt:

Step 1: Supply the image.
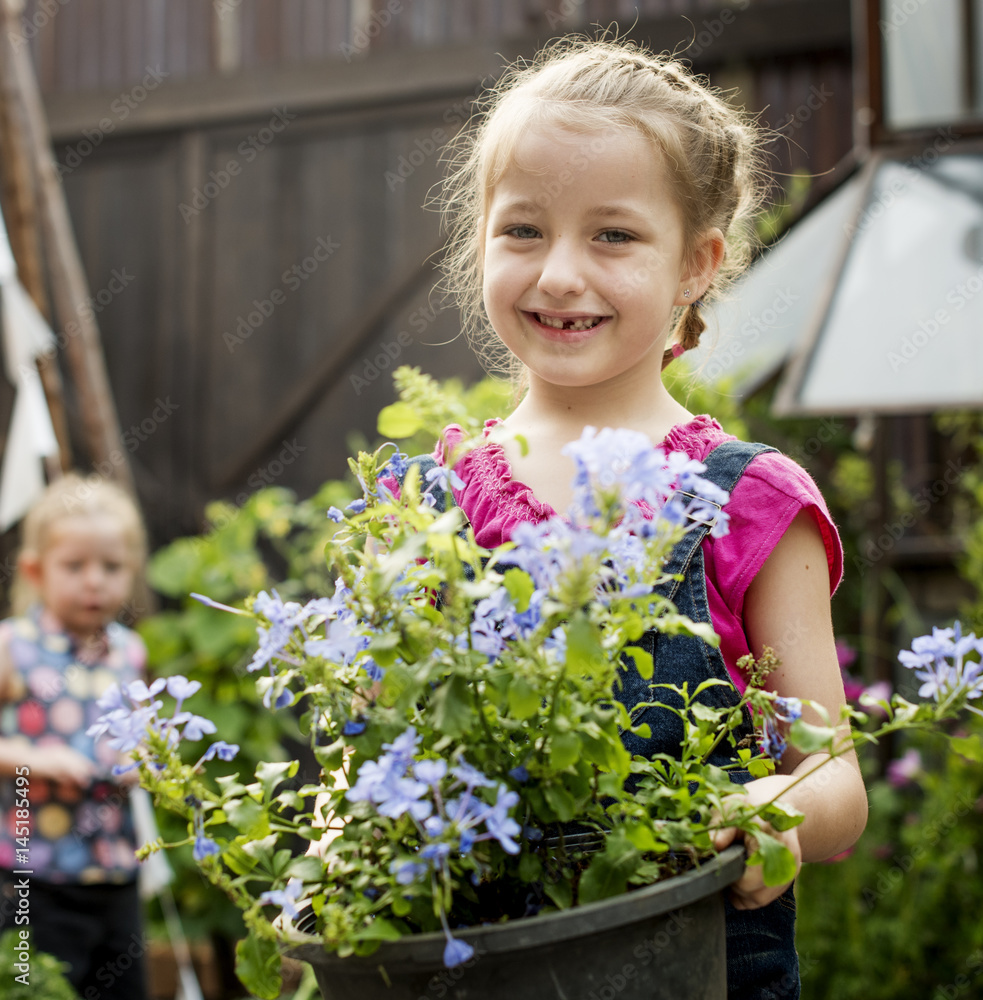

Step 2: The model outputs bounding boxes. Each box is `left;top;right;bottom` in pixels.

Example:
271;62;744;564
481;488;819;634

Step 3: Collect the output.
0;608;145;884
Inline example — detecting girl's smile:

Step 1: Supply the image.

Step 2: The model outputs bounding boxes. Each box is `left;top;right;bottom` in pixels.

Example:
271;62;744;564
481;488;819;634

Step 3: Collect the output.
481;124;698;396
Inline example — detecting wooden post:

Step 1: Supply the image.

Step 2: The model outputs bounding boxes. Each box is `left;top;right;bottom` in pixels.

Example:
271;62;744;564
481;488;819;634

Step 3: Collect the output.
0;0;134;493
0;32;72;476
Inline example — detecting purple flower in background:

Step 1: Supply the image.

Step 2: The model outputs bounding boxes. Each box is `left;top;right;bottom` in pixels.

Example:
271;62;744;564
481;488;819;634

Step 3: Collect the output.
425;465;465;495
887;748;922;788
760;718;787;762
249;590;306;673
181;714;218;742
327;506;345;522
347;498;367;514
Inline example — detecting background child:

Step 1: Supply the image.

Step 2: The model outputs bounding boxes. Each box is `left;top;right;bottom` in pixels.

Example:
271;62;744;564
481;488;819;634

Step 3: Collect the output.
0;473;149;1000
418;35;868;999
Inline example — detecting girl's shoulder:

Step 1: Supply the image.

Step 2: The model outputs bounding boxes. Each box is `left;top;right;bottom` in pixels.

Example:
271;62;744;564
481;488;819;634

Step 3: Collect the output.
694;427;843;605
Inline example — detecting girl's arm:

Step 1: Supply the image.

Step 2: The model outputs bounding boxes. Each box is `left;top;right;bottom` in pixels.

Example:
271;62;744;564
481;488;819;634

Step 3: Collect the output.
715;509;869;909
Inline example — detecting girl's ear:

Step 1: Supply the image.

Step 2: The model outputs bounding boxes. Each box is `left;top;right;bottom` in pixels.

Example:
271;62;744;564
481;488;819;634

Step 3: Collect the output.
676;227;726;305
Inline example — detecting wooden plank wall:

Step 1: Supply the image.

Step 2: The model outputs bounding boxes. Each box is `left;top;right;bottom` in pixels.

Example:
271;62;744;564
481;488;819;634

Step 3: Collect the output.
4;0;854;549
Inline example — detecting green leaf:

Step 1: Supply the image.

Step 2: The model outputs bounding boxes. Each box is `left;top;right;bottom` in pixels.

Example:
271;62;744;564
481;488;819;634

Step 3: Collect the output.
286;855;323;881
507;677;541;720
747;830;797;887
256;760;299;800
377;401;424;439
952;734;983;762
549;731;581;770
313;738;346;772
624;646;654;681
235;931;282;999
578;831;642;903
519;852;542;882
566;613;605;679
225;797;269;838
503;567;535;612
543;878;572;909
391;895;412;917
543;782;577;821
431;673;473;738
789;719;837;754
352;918;404;942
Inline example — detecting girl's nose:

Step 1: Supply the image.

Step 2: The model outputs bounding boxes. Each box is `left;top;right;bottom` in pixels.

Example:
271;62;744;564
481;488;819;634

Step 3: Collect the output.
537;239;587;299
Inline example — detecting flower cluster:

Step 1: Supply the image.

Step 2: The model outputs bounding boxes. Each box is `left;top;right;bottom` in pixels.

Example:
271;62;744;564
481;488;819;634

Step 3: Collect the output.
897;623;983;706
98;421;983;1000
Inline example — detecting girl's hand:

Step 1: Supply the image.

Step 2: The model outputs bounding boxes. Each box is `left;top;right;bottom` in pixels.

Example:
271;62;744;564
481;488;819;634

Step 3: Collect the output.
712;774;803;910
30;744;97;787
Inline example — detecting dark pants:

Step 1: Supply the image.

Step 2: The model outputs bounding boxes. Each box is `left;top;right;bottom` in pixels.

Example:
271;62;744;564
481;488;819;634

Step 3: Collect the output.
0;873;148;1000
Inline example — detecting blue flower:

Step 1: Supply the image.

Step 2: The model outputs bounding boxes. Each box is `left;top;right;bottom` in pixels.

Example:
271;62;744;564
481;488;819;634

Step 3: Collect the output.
761;718;787;761
193;835;221;862
248;590;307;673
362;658;385;682
125;678;166;703
381;447;409;480
327;506;346;522
509;765;530;783
773;697;802;723
899;623;983;702
347;498;367;514
199;740;239;763
165;675;201;707
181;714;218;741
258;878;304;922
413;759;447;786
343;718;367;737
425;465;465;495
443;934;474;969
482;785;521;854
421;842;452;863
391;859;428;886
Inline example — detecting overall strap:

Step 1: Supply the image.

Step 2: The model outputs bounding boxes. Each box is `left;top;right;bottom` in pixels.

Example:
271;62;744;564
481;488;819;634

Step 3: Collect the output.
657;440;777;601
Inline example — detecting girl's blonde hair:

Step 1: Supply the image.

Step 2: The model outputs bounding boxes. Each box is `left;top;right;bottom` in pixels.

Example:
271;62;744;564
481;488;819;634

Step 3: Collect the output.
435;33;769;379
11;473;147;615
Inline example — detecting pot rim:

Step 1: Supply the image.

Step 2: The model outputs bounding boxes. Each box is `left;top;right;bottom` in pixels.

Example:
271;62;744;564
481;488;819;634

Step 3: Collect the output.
289;844;744;968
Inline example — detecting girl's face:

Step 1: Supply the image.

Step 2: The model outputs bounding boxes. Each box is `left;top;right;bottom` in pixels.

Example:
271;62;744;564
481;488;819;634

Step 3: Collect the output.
25;515;135;638
481;124;699;393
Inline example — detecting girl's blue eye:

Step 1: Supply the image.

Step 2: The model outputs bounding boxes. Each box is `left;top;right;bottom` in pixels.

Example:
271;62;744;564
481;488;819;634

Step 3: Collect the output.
506;225;539;240
597;230;633;244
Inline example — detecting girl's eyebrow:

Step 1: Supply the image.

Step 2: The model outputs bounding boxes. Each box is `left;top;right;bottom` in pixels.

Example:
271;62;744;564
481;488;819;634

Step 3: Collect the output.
491;198;542;217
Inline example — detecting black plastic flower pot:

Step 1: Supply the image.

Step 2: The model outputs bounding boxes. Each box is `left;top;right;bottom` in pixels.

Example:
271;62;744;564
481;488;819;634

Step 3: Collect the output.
290;845;744;1000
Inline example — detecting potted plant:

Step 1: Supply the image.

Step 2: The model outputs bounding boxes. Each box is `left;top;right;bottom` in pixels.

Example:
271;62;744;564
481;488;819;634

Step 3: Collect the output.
92;424;983;999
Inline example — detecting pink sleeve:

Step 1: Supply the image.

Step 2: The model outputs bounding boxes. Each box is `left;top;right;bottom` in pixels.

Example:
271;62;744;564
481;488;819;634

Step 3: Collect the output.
709;451;843;621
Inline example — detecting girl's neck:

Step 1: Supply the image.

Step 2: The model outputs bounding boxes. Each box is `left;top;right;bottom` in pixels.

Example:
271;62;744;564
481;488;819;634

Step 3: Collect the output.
508;371;693;444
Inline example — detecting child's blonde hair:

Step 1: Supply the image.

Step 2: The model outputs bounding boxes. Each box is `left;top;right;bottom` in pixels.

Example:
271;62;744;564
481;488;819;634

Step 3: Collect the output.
435;34;768;379
11;473;147;615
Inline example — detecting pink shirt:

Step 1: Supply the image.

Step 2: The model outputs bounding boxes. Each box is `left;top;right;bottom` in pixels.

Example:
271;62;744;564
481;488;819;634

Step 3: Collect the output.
432;415;843;693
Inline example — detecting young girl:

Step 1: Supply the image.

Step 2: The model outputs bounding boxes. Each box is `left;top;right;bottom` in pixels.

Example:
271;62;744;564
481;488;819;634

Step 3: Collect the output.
0;474;149;1000
410;36;868;999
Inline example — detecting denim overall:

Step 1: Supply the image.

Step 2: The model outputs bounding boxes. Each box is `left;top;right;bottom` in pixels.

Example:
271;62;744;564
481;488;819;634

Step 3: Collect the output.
404;442;800;999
